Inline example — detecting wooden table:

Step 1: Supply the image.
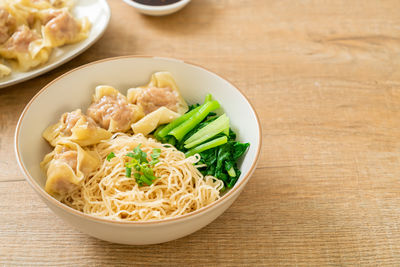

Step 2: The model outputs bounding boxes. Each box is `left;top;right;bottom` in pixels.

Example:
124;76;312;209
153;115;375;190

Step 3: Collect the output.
2;0;400;265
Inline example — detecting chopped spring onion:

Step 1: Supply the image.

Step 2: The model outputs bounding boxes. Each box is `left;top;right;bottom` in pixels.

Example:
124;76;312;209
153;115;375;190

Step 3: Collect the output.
106;152;116;161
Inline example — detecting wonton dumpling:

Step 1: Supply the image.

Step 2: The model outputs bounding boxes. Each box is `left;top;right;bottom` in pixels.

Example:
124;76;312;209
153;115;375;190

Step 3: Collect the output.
40;141;99;200
131;106;180;136
48;0;75;9
14;0;74;10
0;1;33;29
0;25;51;71
0;7;17;44
41;9;90;48
87;85;144;133
0;63;11;77
43;109;112;147
127;71;188;115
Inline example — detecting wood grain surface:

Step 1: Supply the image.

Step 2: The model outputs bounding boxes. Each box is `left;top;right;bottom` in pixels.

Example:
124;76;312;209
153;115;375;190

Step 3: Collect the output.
1;0;400;265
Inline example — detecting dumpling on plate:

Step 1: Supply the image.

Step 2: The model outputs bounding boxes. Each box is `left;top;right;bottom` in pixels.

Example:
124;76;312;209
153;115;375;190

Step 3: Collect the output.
0;7;17;44
0;25;51;71
13;0;74;10
40;141;100;200
0;1;33;29
0;63;11;77
87;85;144;133
48;0;75;9
41;9;90;48
127;71;188;115
43;109;112;147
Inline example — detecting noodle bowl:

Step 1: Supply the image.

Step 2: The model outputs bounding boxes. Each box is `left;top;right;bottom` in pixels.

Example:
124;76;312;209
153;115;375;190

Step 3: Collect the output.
62;133;224;221
16;56;261;244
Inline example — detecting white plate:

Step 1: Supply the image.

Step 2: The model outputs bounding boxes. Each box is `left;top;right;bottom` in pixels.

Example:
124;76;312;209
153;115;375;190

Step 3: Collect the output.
0;0;111;89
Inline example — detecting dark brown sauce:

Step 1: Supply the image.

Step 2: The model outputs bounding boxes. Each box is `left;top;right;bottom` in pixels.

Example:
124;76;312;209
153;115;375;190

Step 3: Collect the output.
133;0;181;6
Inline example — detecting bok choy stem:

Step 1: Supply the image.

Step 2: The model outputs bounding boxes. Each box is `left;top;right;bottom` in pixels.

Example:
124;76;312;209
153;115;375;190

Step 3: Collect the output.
169;100;220;141
185;136;227;157
184;114;229;149
156;106;201;139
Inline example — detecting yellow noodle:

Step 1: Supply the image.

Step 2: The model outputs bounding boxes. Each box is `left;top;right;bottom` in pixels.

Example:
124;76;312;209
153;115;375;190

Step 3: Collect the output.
61;133;223;221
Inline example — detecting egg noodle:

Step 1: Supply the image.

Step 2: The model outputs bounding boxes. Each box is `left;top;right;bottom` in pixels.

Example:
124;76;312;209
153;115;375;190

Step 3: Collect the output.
61;133;224;221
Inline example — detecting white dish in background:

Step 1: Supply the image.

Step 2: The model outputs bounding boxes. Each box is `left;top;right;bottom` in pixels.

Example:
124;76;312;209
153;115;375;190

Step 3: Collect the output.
0;0;110;89
122;0;191;16
15;56;261;245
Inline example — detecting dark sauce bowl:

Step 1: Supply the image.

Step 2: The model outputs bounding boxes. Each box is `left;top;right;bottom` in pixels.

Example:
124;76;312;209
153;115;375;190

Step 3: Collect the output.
122;0;191;16
133;0;181;6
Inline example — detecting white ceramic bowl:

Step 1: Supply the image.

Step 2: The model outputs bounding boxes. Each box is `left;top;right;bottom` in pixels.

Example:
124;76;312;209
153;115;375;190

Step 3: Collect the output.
122;0;191;16
15;56;261;245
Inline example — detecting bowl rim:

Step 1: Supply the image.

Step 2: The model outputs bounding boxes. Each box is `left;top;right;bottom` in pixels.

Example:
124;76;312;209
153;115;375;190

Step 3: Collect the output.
14;55;262;225
122;0;191;11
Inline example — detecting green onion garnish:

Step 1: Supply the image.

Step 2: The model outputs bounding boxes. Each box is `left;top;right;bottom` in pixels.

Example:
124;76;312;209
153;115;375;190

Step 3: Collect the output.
126;167;132;178
123;144;161;186
106;152;115;161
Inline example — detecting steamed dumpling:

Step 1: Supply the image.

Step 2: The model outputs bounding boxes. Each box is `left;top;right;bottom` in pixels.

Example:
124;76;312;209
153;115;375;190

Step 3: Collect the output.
127;72;188;135
131;107;180;136
13;0;74;10
0;25;51;71
0;1;33;30
41;9;90;47
0;63;11;77
0;7;17;44
87;85;144;133
127;72;188;115
43;109;112;147
40;141;100;200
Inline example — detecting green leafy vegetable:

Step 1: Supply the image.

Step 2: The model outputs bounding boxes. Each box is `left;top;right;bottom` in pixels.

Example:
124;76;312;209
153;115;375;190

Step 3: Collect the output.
185;136;227;157
152;93;250;189
198;141;248;188
204;93;212;102
232;142;250;160
106;152;116;161
169;100;220;141
126;167;132;178
184;113;229;149
155;106;202;139
227;166;236;177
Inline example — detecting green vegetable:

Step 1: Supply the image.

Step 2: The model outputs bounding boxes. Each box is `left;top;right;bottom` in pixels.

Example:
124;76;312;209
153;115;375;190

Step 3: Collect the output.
153;124;166;138
106;152;116;161
126;167;132;178
227;166;236;177
152;93;250;189
184;114;229;149
232;142;250;160
156;106;202;139
124;144;161;186
169;100;220;141
214;142;233;179
149;148;161;165
204;93;212;102
188;103;200;111
185;136;227;157
228;128;236;141
178;115;218;148
165;136;176;146
139;174;154;186
133;173;143;186
198;141;249;188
